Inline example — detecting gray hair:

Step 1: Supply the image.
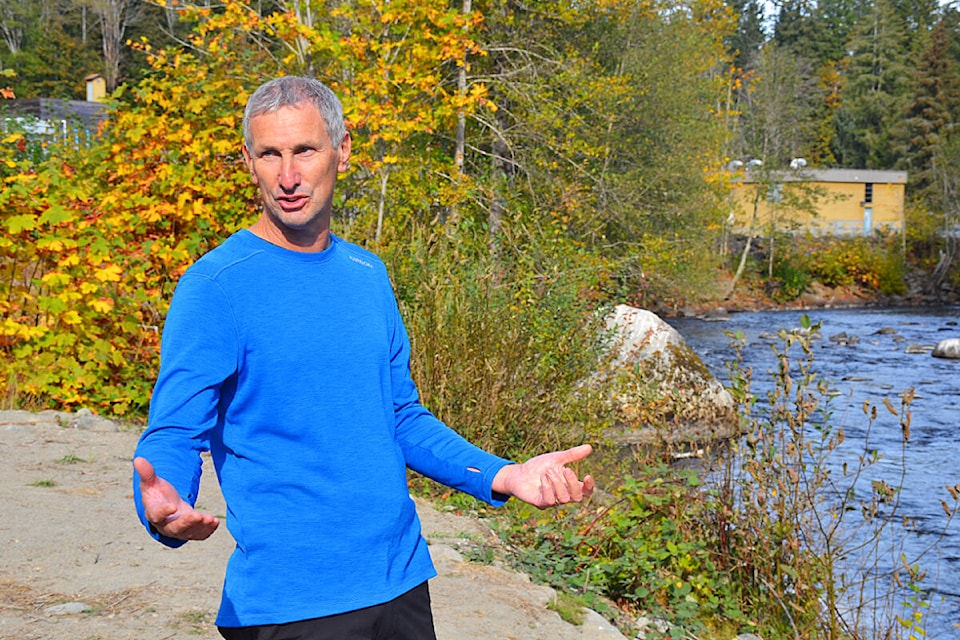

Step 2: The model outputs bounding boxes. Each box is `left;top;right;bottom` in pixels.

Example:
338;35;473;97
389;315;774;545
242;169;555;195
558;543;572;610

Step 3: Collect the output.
242;76;347;149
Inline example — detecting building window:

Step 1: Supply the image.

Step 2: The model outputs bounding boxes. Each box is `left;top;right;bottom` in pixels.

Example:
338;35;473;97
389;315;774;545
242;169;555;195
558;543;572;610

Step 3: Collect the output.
864;183;874;204
767;183;783;203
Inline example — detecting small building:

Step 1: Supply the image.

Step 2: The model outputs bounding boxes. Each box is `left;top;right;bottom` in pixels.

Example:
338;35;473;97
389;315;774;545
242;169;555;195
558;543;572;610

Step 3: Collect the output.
85;73;106;103
730;168;908;236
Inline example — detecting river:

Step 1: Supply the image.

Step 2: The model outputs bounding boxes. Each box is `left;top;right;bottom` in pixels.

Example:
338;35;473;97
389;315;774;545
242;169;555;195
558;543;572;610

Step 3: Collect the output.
666;306;960;639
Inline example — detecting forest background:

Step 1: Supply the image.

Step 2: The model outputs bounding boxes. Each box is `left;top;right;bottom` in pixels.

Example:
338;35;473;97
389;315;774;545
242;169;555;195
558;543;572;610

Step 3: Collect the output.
2;0;960;637
3;0;960;418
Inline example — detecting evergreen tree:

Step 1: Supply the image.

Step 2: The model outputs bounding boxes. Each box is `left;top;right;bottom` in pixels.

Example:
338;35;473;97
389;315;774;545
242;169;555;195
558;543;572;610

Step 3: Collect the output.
774;0;819;55
940;6;960;121
894;20;955;195
833;0;913;168
726;0;766;70
891;0;939;39
809;0;863;63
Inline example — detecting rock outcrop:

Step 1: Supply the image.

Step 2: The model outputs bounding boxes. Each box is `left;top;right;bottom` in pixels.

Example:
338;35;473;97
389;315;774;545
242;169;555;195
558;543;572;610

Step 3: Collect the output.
597;304;739;447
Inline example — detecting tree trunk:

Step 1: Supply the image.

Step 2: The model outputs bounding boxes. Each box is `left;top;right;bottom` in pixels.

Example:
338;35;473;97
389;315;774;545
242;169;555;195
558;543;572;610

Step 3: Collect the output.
376;168;390;242
93;0;138;91
0;0;23;54
727;184;762;297
487;94;512;259
454;0;470;178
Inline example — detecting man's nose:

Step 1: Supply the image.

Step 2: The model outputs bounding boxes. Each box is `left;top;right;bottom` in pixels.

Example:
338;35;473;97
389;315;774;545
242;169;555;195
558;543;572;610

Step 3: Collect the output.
278;155;300;191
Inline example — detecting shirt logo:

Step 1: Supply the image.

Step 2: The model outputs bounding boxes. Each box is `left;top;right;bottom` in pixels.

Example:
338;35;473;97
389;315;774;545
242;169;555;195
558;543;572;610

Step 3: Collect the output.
349;255;374;269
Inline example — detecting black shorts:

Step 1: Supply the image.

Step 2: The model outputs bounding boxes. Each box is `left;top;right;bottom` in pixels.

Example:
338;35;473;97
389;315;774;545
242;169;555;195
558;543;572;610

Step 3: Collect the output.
217;581;437;640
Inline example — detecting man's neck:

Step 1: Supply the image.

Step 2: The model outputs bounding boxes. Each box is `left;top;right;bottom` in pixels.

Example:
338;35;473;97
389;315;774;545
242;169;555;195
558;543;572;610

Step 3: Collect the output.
249;217;331;253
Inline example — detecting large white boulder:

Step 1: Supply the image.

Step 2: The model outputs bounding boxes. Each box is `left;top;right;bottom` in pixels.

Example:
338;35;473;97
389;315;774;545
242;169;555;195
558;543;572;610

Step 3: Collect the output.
598;304;738;446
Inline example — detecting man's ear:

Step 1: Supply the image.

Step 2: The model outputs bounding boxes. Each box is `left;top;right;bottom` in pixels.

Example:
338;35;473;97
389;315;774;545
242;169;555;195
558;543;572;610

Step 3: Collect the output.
242;144;259;184
337;132;352;173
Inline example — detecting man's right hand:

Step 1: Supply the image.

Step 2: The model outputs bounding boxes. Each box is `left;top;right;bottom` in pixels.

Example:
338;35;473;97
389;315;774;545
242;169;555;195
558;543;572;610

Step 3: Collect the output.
134;457;220;540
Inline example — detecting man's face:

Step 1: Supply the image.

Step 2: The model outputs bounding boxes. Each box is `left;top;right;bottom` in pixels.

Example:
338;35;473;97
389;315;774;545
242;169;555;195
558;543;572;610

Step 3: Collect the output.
242;104;351;247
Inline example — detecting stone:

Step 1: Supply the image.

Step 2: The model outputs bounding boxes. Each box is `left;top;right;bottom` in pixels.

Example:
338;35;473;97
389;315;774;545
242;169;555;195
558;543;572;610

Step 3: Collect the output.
905;343;933;354
932;338;960;359
577;609;625;638
45;602;92;615
633;615;671;636
598;304;738;446
699;307;730;322
828;331;859;347
66;407;120;432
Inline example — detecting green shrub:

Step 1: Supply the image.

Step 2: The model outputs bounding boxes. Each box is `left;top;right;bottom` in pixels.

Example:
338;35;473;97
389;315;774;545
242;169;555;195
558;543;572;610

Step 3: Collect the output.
775;235;907;295
381;218;614;461
770;258;812;301
500;468;738;634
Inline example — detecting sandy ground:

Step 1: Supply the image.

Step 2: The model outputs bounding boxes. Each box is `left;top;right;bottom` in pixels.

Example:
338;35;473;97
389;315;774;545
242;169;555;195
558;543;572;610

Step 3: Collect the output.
0;409;626;640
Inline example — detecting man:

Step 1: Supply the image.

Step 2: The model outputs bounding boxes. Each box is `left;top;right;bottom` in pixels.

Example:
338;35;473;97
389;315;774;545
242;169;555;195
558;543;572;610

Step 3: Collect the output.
133;75;594;640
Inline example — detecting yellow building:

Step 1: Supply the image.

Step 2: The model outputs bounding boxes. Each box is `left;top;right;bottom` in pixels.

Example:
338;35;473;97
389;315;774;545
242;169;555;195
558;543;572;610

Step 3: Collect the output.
730;168;908;236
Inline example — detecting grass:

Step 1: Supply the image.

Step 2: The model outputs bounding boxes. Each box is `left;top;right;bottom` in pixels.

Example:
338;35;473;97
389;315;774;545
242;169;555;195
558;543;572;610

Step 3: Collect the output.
56;453;87;464
178;609;213;634
548;591;588;626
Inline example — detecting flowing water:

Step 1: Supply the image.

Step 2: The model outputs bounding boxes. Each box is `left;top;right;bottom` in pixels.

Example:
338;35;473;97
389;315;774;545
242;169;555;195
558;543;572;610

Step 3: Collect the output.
666;306;960;638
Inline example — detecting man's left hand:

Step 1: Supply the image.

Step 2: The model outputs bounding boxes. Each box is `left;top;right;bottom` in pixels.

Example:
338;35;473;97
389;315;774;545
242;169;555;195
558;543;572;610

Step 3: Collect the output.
492;444;595;509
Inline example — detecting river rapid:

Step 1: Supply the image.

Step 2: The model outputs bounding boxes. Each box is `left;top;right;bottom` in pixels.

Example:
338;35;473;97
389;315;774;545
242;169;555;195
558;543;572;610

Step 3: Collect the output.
666;306;960;639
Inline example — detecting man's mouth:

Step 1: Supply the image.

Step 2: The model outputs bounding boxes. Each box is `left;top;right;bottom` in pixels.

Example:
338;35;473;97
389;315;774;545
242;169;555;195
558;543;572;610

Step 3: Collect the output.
278;194;308;211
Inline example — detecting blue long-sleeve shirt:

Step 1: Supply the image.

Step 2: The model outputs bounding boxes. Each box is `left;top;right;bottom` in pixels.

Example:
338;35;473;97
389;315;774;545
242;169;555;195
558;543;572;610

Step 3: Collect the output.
133;230;512;627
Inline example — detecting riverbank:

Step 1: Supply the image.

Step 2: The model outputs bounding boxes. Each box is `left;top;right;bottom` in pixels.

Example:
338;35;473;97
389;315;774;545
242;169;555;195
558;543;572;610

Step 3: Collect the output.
659;270;960;319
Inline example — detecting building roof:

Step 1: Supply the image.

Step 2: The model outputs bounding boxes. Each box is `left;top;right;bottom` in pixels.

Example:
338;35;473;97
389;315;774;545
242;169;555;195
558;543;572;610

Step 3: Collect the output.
1;98;108;131
740;168;908;185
